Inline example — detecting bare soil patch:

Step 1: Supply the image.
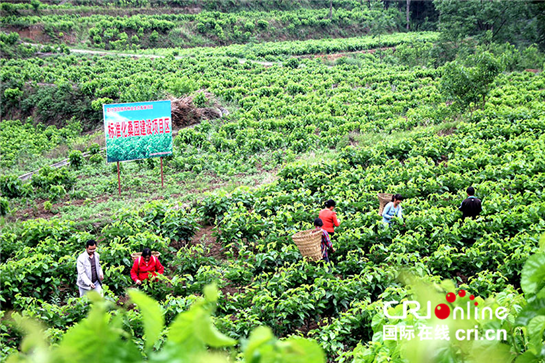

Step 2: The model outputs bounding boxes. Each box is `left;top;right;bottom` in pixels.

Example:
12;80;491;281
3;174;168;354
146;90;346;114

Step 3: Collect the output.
295;319;320;337
170;92;226;129
437;127;457;136
190;224;227;261
12;198;55;221
220;284;243;296
301;47;396;62
8;25;49;43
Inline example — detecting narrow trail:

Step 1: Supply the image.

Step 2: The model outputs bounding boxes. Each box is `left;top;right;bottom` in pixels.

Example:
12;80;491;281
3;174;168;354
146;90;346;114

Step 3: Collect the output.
19;150;95;181
190;225;227;261
32;44;394;66
68;48;164;58
45;46;276;66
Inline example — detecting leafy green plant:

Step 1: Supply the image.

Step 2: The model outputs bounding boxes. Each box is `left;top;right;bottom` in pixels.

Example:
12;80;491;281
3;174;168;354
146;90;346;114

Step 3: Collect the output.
30;167;76;194
110;162;123;174
30;0;41;11
7;285;324;363
87;143;100;155
145;158;155;170
0;197;9;216
193;92;208;107
89;153;103;165
0;175;23;198
48;185;67;203
68;150;84;169
440;51;503;109
284;58;300;69
43;201;52;212
149;30;159;43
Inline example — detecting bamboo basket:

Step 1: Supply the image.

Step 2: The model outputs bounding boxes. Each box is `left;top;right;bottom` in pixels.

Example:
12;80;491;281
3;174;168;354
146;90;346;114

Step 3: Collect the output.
291;229;323;262
131;251;161;262
377;193;393;216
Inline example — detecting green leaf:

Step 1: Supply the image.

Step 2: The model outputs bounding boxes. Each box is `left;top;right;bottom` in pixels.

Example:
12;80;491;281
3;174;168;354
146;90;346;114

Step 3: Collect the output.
129;289;165;351
11;314;47;355
515;298;545;326
527;315;545;354
166;304;206;355
281;336;326;363
371;313;384;332
196;315;237;348
167;291;235;352
243;326;325;363
204;283;218;304
521;254;545;297
55;300;140;363
515;351;538;363
539;234;545;253
244;326;275;363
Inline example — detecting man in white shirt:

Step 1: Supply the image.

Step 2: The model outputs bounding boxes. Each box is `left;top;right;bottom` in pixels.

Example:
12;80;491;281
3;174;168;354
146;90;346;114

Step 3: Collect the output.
76;240;104;297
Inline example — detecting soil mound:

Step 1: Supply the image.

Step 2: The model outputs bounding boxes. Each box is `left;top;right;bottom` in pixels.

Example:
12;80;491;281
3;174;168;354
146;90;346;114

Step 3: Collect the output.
170;92;228;129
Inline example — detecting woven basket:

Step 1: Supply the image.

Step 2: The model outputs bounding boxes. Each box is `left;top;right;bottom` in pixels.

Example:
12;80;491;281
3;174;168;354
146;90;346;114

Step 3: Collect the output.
292;229;323;262
131;251;161;262
377;193;393;216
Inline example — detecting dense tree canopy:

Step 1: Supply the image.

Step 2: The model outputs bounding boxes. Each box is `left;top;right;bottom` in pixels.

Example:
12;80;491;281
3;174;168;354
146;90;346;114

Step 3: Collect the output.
440;51;503;109
433;0;542;46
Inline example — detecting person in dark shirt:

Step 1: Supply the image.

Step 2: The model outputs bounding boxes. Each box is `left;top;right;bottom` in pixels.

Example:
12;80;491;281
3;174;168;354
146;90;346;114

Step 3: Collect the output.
459;186;482;219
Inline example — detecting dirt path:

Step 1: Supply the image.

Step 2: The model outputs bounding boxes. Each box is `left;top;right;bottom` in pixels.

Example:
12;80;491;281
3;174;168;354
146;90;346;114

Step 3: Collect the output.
29;43;390;66
190;225;227;261
39;46;276;66
66;45;395;62
18;150;94;181
67;48;164;59
310;46;396;61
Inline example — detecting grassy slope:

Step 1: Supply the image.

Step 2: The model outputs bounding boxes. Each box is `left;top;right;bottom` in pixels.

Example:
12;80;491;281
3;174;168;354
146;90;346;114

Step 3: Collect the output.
1;4;407;50
2;17;545;360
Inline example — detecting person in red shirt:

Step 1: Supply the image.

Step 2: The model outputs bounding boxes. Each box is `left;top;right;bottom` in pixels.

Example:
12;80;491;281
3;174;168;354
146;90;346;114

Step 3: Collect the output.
318;199;340;237
131;248;165;285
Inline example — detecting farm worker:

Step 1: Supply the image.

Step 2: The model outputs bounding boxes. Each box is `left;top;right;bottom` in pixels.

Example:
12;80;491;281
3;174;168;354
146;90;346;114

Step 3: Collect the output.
459;186;482;219
318;199;340;237
76;239;104;297
131;248;165;285
382;194;403;226
314;218;335;263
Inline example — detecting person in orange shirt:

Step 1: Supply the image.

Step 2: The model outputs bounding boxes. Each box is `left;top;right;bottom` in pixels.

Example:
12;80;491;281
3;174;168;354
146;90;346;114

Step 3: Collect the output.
318;199;340;237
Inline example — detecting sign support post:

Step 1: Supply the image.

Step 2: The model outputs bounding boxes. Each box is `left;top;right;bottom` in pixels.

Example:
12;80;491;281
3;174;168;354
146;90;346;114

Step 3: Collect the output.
160;157;164;188
117;161;121;196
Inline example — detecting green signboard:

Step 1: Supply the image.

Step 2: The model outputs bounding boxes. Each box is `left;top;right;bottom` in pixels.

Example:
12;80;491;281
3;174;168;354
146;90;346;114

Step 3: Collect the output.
103;100;173;163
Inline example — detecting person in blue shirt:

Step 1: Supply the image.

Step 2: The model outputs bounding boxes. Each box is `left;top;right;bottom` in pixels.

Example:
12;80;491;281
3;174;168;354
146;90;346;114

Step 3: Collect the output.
382;194;403;226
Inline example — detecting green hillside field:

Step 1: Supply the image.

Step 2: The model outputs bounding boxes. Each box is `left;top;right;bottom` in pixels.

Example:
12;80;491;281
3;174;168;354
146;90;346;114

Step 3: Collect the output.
2;1;545;362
